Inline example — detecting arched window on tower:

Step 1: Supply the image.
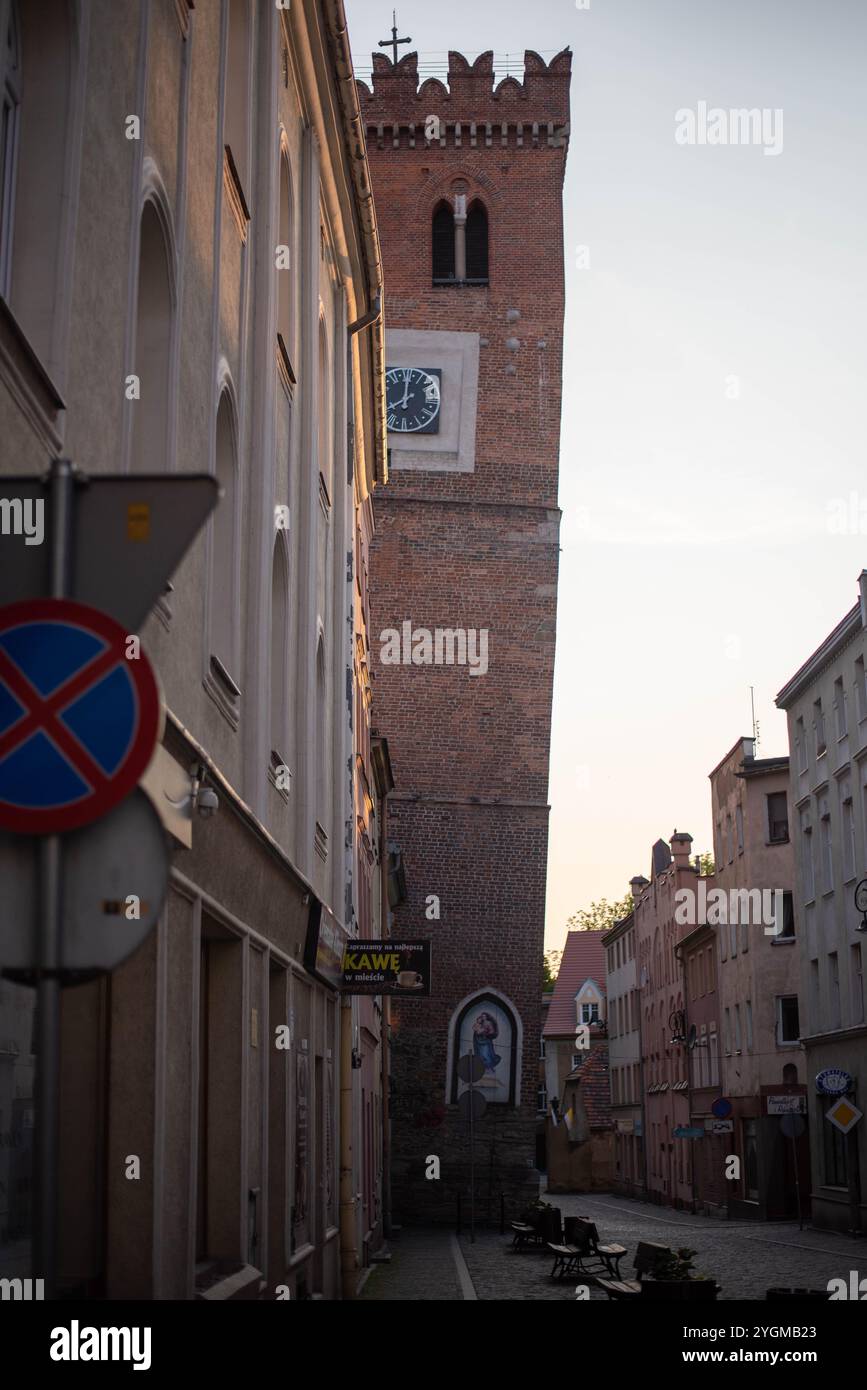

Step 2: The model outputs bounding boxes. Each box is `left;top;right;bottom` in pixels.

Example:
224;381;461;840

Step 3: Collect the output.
131;200;173;473
465;200;489;283
431;200;455;283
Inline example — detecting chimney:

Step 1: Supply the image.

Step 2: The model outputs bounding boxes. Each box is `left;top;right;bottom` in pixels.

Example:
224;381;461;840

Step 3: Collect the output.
630;875;649;900
860;569;867;629
670;829;693;869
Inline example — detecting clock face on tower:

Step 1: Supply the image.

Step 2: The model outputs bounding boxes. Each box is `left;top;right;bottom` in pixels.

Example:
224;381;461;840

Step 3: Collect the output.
385;367;441;434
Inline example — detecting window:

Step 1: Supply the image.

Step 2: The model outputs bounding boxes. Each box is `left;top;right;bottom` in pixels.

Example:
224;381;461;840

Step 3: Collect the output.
819;794;833;892
4;0;74;364
318;319;332;502
729;916;737;958
796;716;807;773
571;1052;583;1071
131;200;173;473
776;890;795;939
767;791;789;843
810;960;820;1030
840;780;856;882
225;0;251;198
431;201;455;281
539;1036;546;1059
782;1062;798;1084
851;943;865;1025
821;1094;848;1187
736;804;744;854
536;1084;547;1114
726;814;733;864
315;636;328;837
708;1030;719;1086
828;952;841;1029
465;200;489;282
856;657;867;724
834;676;847;739
277;152;295;371
580;1002;599;1024
211;389;239;689
734;1004;742;1052
270;538;289;764
776;995;800;1045
743;1119;759;1201
723;1007;731;1054
814;698;826;757
0;0;21;297
745;999;753;1051
800;805;815;899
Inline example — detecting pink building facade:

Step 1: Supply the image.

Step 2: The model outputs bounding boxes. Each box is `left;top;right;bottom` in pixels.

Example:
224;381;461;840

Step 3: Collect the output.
634;831;705;1209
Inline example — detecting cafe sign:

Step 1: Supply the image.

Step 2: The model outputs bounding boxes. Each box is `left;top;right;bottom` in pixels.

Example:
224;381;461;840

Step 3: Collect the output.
342;939;431;995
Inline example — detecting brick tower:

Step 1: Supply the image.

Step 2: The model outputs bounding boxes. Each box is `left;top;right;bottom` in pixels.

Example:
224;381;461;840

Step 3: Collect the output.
359;46;571;1221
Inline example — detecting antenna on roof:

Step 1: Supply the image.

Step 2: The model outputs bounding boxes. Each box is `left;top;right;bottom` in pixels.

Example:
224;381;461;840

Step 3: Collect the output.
749;685;761;754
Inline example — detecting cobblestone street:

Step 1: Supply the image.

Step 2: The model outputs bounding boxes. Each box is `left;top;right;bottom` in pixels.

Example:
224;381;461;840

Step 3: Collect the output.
360;1193;867;1301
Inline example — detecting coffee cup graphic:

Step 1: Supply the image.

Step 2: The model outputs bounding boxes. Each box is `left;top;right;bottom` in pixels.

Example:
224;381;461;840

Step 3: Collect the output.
397;970;423;989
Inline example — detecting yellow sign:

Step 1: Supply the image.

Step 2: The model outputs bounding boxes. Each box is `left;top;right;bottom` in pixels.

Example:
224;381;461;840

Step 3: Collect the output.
826;1097;863;1135
127;503;150;541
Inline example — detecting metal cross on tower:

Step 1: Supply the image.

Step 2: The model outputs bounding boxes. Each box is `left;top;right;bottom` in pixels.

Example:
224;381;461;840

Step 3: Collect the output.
378;10;411;67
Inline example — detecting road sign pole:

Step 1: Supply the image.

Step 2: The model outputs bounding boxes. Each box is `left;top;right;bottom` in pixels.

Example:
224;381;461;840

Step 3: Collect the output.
33;459;73;1297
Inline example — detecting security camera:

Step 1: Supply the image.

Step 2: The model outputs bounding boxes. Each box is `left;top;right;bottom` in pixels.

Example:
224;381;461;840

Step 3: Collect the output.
197;786;219;818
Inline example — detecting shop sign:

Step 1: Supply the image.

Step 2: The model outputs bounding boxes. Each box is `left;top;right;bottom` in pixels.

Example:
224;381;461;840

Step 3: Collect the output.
767;1094;807;1115
341;939;431;995
816;1068;853;1096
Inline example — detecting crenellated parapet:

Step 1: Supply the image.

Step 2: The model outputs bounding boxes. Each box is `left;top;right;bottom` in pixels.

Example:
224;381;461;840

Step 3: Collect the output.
356;47;571;149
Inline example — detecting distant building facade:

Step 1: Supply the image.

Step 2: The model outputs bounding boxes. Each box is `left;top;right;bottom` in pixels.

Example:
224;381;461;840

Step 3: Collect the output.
603;908;643;1197
543;931;612;1192
634;832;700;1209
708;736;808;1221
776;571;867;1235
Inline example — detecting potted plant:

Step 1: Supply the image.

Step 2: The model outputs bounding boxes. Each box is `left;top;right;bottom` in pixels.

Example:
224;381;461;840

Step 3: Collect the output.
641;1247;720;1300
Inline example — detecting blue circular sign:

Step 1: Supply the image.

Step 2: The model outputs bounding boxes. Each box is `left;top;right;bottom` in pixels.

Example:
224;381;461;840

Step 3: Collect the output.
816;1068;852;1096
711;1096;733;1119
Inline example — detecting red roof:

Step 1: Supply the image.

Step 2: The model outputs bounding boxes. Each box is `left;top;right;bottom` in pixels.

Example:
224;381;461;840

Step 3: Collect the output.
543;930;607;1037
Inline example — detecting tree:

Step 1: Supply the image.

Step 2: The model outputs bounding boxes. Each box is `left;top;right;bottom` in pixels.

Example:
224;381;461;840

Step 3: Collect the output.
566;894;633;933
697;852;715;876
542;949;562;991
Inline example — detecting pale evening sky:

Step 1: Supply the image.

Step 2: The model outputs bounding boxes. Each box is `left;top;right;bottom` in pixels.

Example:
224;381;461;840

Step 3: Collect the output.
347;0;867;950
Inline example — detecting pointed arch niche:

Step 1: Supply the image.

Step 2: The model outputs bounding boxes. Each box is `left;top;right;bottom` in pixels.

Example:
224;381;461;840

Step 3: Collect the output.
446;989;521;1107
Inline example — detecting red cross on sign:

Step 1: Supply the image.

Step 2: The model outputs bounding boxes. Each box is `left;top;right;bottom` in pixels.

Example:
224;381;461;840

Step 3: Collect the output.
0;599;161;834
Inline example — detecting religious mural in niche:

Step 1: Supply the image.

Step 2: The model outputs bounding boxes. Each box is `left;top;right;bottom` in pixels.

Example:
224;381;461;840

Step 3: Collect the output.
452;995;518;1106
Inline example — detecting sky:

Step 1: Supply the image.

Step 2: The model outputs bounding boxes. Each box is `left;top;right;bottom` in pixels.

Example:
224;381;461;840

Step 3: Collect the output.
347;0;867;950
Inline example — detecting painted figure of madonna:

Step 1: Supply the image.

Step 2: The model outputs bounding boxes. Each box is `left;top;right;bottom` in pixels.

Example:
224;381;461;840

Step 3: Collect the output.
472;1010;501;1074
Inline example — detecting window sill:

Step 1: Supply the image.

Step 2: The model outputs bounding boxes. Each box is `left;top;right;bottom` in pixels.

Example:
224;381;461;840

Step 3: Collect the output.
276;333;296;399
268;751;291;802
223;145;250;242
0;294;65;453
771;936;796;945
204;654;241;730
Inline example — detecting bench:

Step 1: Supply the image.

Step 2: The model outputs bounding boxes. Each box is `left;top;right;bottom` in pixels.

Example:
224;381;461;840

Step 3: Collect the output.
597;1241;672;1299
511;1208;562;1251
548;1217;627;1282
